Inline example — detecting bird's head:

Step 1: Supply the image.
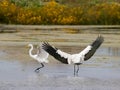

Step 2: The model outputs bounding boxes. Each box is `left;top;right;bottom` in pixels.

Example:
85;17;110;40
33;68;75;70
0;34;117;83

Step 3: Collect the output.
27;43;33;47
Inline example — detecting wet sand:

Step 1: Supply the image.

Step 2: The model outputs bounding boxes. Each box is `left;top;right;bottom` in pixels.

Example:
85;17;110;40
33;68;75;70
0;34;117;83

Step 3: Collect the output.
0;25;120;90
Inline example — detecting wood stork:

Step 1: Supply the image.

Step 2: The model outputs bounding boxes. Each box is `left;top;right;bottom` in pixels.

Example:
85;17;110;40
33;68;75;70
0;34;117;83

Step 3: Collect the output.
42;35;104;76
28;44;49;72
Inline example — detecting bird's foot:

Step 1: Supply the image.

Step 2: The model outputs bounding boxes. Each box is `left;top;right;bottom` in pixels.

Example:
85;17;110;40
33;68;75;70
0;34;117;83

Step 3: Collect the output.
35;69;39;73
34;64;44;73
74;70;79;77
34;68;40;73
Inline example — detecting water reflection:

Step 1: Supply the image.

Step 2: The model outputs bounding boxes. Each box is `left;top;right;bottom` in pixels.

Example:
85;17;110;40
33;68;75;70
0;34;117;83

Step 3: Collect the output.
96;47;120;57
108;47;120;56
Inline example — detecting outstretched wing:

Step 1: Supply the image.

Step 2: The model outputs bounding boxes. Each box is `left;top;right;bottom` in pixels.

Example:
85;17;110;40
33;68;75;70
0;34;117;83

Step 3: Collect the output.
42;42;69;64
84;35;104;61
37;44;49;59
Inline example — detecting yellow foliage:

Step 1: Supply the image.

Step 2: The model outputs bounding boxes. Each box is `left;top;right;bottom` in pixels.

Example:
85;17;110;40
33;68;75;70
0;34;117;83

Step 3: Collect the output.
0;0;18;23
16;8;42;24
0;0;120;25
60;16;76;25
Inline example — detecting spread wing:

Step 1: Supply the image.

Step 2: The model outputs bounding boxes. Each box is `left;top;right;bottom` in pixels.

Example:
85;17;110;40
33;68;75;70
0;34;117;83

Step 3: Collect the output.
37;44;49;59
42;35;104;63
84;35;104;61
42;42;69;64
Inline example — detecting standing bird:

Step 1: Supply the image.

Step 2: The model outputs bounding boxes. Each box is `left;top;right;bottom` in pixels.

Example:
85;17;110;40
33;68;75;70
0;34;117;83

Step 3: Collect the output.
28;43;49;72
42;35;104;76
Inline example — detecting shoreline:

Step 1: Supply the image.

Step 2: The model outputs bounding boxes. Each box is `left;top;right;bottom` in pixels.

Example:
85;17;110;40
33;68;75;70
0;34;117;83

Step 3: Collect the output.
0;25;120;48
0;25;120;30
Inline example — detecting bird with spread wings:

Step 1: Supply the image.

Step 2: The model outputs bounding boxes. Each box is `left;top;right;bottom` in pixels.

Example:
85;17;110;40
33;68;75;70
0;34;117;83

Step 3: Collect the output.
42;35;104;76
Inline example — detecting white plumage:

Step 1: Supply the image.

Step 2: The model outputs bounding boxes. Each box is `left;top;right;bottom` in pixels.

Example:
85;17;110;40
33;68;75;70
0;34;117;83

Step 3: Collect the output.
28;43;49;72
42;35;104;76
57;45;92;64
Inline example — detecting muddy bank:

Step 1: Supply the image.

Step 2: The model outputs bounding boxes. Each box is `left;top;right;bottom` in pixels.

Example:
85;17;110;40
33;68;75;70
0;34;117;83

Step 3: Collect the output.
0;25;120;47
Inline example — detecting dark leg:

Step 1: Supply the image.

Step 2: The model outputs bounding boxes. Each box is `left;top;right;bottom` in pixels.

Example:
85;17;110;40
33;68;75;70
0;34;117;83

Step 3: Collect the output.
41;63;44;68
35;63;44;72
74;64;76;76
76;65;79;76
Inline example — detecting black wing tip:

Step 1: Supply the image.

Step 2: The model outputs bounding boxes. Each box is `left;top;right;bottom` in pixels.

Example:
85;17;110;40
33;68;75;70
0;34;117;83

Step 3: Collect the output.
42;41;49;50
98;34;104;39
42;41;49;45
84;35;104;61
42;42;68;64
90;34;104;48
42;41;50;46
97;34;104;43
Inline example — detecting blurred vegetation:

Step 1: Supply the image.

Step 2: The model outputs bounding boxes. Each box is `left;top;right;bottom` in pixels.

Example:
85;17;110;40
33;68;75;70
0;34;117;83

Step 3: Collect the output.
60;0;120;5
9;0;43;7
0;0;120;25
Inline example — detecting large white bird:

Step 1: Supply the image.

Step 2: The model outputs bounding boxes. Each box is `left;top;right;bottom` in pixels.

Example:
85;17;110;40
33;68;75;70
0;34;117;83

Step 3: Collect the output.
42;35;104;76
28;43;49;72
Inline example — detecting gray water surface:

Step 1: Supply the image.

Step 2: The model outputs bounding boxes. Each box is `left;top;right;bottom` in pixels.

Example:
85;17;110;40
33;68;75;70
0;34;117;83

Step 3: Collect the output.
0;25;120;90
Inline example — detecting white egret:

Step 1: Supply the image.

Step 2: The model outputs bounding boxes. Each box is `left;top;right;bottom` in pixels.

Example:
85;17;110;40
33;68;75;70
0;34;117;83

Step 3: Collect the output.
42;35;104;76
28;43;49;72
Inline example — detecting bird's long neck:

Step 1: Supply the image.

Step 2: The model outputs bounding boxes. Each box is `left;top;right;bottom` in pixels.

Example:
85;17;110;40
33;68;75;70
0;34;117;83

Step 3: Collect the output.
29;45;34;57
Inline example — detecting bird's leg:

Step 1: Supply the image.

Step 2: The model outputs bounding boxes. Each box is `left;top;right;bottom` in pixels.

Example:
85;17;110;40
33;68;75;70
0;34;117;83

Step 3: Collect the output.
76;65;79;76
74;64;75;76
35;63;44;72
74;64;76;76
41;63;44;68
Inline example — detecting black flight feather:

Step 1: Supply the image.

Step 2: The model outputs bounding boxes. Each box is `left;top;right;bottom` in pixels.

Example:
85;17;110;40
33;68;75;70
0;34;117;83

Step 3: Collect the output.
84;35;104;61
42;42;68;64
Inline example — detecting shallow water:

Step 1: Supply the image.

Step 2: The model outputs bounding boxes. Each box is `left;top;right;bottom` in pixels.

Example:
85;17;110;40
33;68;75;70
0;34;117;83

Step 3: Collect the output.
0;25;120;90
